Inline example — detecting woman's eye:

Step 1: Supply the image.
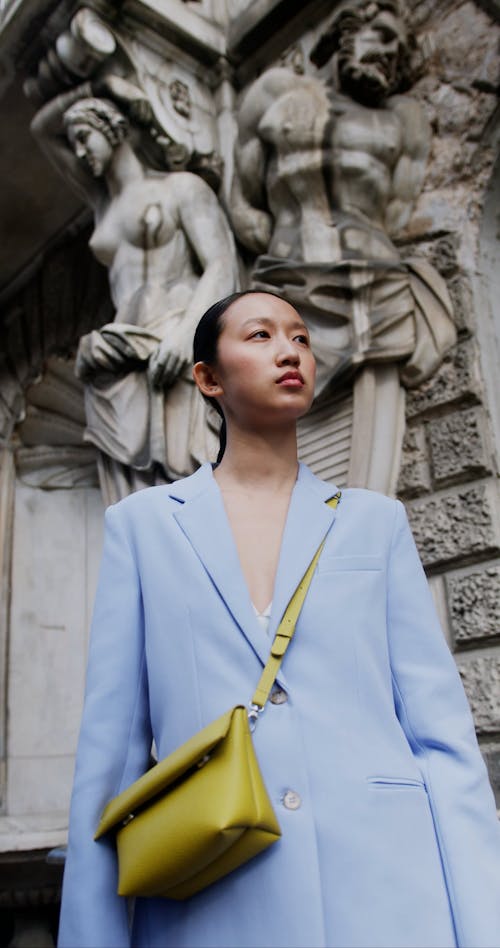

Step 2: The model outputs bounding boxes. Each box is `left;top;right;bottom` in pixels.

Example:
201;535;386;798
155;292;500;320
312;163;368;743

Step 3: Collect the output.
294;334;310;345
250;330;270;339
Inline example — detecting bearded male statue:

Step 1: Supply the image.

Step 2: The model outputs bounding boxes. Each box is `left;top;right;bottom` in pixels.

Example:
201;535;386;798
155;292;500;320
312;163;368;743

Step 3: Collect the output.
231;0;456;490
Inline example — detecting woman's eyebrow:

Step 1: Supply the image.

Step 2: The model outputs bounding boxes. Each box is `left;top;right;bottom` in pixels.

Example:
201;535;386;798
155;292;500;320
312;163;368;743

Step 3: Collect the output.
241;317;308;333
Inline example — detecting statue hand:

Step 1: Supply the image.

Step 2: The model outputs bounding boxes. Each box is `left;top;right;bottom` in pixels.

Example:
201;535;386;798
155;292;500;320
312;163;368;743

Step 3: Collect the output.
91;74;153;125
149;332;191;389
75;332;99;382
75;329;132;382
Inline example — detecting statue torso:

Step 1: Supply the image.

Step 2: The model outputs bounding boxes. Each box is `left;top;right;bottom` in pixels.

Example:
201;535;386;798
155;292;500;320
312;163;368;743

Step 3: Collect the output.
89;175;198;318
258;79;405;262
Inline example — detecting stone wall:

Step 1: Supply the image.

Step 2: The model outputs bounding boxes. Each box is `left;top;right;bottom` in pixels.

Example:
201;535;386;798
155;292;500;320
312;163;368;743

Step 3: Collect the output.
397;0;500;801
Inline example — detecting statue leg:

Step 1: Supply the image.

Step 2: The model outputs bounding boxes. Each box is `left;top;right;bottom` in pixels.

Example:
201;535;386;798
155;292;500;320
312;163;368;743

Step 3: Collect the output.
348;364;405;495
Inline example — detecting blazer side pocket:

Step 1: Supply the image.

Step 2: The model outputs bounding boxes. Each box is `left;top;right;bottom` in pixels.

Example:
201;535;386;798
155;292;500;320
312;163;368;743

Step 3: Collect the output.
367;776;426;790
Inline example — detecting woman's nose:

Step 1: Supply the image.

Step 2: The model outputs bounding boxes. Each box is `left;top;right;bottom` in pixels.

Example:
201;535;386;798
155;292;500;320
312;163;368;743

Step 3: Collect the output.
276;340;300;365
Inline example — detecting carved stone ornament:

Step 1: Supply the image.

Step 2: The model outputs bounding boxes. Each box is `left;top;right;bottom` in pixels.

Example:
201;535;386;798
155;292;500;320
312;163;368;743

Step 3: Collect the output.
24;8;222;186
28;12;238;504
14;358;98;490
230;0;456;492
169;78;192;118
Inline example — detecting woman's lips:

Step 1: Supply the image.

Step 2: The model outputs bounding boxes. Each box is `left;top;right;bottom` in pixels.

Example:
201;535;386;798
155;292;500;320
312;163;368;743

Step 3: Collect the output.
277;371;304;387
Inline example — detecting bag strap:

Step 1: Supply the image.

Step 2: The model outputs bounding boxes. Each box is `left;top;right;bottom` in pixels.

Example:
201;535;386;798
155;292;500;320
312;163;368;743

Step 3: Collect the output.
249;492;341;717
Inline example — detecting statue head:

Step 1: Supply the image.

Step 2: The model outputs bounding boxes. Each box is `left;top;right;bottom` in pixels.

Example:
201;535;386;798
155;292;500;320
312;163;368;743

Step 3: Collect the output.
310;0;415;105
63;97;129;176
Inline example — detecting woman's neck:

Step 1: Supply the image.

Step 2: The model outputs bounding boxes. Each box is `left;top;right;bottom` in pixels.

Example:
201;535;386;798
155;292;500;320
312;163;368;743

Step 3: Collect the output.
105;141;144;197
214;425;299;494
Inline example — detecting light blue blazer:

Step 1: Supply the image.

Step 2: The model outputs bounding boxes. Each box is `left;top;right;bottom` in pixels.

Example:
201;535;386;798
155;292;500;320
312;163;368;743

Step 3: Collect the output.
58;462;500;948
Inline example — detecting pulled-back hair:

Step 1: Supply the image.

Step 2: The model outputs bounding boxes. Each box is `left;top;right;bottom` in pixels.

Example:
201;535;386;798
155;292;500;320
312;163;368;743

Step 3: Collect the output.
193;289;290;463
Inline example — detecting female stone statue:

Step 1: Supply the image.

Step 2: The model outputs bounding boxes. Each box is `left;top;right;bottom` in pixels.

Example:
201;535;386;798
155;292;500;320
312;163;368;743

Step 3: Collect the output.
31;83;238;503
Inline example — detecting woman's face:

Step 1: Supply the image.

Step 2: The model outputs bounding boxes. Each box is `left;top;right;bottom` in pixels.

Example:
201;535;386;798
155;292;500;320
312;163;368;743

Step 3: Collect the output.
208;293;316;429
67;122;113;177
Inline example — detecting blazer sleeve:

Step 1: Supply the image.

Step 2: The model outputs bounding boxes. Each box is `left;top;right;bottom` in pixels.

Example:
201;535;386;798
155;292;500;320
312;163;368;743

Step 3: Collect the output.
387;499;500;948
58;503;152;948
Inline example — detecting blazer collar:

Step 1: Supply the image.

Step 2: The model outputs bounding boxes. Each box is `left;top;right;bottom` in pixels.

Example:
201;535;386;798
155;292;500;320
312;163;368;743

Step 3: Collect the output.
168;463;340;685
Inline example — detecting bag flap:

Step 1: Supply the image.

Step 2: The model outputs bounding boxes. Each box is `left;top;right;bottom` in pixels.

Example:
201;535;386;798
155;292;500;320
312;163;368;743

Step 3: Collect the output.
95;706;243;839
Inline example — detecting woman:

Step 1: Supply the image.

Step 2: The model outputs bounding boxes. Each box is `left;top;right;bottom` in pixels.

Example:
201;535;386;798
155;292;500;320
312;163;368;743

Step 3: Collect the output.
58;291;500;948
31;85;237;503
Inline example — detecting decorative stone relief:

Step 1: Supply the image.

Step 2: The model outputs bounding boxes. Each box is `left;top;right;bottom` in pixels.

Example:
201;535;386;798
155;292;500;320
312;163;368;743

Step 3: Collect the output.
406;482;500;569
230;0;457;492
24;7;223;185
28;12;239;504
278;44;305;75
169;78;191;118
447;566;500;647
15;358;98;490
457;654;500;735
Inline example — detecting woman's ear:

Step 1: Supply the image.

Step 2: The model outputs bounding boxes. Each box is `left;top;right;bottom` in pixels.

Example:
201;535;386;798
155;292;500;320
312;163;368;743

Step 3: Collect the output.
192;361;224;399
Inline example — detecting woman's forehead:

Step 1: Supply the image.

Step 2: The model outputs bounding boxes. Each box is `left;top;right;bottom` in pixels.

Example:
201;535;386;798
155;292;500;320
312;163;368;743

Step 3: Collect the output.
224;292;304;326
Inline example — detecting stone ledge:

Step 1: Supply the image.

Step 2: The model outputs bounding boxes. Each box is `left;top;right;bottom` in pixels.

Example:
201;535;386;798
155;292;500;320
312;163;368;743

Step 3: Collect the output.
0;813;67;854
125;0;225;62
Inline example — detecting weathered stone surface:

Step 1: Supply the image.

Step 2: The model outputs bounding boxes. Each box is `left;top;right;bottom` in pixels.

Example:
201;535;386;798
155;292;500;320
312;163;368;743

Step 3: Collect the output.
429;2;500;92
446;275;474;335
428;234;459;278
429;407;492;485
406;338;482;418
480;743;500;808
7;484;103;818
457;654;500;734
397;423;431;497
447;565;500;646
428;573;452;647
406;482;499;568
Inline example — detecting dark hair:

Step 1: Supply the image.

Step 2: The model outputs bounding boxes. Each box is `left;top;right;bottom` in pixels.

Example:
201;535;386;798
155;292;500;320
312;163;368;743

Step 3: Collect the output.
193;289;291;463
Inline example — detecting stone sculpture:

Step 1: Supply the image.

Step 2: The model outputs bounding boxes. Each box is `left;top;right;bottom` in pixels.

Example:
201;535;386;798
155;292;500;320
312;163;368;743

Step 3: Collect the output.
31;80;238;504
231;0;456;489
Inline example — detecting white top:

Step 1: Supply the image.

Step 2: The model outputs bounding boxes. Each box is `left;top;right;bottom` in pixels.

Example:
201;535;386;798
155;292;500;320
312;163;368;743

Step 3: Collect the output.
252;601;272;636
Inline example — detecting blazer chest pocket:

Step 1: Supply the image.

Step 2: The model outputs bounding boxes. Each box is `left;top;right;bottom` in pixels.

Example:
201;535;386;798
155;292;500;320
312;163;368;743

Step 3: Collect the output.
318;554;383;574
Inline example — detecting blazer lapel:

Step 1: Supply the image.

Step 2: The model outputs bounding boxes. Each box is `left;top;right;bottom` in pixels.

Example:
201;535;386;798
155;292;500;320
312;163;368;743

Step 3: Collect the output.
168;463;340;687
268;463;340;640
169;464;275;672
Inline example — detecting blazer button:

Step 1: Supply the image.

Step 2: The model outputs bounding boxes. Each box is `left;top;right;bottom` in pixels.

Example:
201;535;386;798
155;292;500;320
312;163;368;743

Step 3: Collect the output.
270;688;288;705
282;790;302;810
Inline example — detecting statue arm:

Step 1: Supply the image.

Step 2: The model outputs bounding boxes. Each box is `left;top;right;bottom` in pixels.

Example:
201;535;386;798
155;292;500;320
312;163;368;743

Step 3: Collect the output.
230;140;272;254
30;84;103;206
149;174;238;388
179;176;238;323
385;96;432;235
230;68;298;253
